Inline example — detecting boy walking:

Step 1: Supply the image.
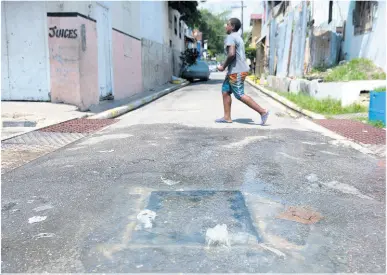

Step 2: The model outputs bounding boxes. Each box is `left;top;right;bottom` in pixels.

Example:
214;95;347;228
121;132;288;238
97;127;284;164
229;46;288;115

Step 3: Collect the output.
216;18;269;125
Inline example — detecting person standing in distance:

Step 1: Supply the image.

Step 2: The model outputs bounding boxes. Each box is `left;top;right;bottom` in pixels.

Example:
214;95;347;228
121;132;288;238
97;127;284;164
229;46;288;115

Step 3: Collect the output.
216;18;269;125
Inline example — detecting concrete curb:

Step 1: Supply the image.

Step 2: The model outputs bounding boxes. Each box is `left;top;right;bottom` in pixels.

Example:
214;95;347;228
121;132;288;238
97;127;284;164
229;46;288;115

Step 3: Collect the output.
246;78;326;120
88;81;190;120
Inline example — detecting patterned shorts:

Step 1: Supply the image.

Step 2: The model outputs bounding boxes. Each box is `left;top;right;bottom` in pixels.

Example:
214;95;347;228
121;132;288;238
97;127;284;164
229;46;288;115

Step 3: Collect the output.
222;72;249;100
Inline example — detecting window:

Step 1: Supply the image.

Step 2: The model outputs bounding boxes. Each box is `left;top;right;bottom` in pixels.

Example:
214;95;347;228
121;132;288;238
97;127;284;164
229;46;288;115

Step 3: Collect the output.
179;21;182;39
170;40;172;48
328;1;333;24
174;16;177;35
168;10;172;29
353;1;378;35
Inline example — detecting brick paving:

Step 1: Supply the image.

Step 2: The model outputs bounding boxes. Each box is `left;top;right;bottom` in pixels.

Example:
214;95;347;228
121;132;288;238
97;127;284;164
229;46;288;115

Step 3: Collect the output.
315;119;386;145
1;119;117;174
40;118;116;133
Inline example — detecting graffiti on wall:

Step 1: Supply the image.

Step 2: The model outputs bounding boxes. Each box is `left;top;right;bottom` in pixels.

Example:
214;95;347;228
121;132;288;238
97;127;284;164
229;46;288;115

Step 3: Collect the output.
49;26;78;39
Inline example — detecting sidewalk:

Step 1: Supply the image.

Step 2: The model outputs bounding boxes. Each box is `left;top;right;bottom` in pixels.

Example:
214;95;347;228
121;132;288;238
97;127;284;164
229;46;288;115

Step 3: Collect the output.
1;80;188;173
1;81;188;141
1;102;90;140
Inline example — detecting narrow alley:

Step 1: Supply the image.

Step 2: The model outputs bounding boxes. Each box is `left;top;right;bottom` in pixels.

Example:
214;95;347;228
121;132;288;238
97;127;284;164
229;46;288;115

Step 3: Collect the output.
2;73;385;273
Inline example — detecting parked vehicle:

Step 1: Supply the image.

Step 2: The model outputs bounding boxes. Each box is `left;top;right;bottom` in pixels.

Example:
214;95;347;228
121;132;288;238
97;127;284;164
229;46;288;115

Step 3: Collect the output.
207;60;218;72
181;61;210;82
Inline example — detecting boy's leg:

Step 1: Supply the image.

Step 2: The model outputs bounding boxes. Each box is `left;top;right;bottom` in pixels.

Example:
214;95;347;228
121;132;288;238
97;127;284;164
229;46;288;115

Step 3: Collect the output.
216;77;233;123
222;92;232;122
230;72;270;123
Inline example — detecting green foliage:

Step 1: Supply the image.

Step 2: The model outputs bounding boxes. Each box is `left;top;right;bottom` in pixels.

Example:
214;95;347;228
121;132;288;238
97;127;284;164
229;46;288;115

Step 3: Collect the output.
195;9;231;55
368;120;386;128
276;92;367;115
168;1;201;28
245;47;256;62
373;86;386;92
354;117;386;128
243;31;252;48
324;58;386;82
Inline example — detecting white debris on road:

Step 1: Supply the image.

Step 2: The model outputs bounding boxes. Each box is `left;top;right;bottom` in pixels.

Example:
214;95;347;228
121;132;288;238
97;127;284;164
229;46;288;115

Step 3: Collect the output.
260;244;286;258
306;173;318;182
205;224;230;247
161;176;180;186
33;205;53;212
28;216;47;224
136;210;156;229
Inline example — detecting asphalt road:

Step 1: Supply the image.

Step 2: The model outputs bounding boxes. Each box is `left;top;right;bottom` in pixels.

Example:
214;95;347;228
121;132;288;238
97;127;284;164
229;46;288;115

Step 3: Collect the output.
1;72;385;273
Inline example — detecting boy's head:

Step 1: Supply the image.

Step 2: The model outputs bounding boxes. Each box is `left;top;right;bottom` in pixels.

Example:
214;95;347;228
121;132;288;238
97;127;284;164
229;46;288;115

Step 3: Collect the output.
225;18;241;34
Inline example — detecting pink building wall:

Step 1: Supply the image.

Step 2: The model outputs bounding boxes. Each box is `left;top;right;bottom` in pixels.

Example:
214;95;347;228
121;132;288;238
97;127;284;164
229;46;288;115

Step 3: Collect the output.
112;30;143;100
48;16;98;111
78;17;99;110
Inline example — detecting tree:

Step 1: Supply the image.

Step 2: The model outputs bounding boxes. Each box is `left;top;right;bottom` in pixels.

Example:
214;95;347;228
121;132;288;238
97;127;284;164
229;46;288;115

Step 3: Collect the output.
245;47;256;62
243;31;252;49
168;1;201;28
195;9;231;55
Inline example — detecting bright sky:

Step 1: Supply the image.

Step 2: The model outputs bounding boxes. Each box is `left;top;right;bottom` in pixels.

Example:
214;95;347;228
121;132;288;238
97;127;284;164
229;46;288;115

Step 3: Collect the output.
198;0;263;32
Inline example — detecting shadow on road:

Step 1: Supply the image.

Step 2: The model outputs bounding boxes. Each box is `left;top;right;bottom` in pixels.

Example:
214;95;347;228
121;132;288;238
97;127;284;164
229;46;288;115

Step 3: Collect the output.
188;79;224;86
233;118;270;126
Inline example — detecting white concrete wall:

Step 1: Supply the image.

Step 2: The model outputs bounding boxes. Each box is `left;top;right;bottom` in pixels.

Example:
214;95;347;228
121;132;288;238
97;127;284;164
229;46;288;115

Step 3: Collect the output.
311;0;350;30
1;1;51;101
140;1;169;45
110;1;141;39
45;1;141;39
169;8;185;52
343;0;386;71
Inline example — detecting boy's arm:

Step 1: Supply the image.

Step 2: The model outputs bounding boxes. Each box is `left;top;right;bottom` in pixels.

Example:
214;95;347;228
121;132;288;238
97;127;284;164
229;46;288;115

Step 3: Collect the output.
222;45;236;69
218;36;236;71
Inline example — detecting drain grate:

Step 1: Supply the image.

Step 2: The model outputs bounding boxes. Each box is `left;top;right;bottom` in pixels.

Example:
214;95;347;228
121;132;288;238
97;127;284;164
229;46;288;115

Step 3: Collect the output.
39;119;117;133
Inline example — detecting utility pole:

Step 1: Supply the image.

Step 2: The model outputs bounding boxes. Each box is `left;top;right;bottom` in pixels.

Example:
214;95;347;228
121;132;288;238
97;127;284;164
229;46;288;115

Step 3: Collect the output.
231;1;247;36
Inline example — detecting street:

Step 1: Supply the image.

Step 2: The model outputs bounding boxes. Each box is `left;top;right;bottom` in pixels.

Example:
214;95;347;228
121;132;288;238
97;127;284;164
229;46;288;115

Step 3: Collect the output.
1;73;385;273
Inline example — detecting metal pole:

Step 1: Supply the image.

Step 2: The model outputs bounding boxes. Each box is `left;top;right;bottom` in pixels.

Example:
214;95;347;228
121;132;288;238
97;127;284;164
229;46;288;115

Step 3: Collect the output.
241;1;243;35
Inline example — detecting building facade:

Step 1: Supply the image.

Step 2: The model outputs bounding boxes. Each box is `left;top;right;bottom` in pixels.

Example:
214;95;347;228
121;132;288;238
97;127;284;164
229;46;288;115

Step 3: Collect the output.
1;1;187;110
256;0;385;78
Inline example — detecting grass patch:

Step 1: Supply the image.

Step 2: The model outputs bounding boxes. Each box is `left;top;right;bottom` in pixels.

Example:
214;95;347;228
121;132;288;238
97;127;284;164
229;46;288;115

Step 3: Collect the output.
373;86;386;92
307;58;386;82
354;117;385;128
277;91;367;115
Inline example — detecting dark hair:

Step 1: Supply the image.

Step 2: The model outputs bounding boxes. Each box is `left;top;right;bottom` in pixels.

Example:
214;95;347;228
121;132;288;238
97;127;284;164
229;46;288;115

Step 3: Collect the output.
229;18;241;32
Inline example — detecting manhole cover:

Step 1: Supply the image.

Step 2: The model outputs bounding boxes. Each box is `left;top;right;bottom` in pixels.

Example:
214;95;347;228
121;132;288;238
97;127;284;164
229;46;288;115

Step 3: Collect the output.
132;191;261;246
39;119;117;133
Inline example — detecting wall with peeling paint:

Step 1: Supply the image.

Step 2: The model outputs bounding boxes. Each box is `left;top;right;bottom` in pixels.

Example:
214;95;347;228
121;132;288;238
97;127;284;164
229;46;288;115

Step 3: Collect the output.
140;1;169;46
141;39;173;92
48;15;99;111
112;31;143;100
1;1;51;101
343;0;386;71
